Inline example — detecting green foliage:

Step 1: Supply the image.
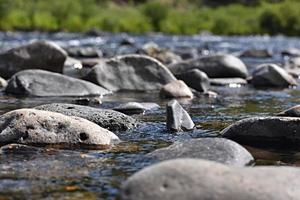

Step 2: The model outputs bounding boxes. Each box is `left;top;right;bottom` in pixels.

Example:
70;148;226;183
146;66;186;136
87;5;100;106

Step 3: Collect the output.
0;0;299;35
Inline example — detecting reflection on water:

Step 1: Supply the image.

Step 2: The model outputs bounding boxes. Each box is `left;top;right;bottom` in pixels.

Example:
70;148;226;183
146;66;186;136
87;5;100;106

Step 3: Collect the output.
0;32;300;199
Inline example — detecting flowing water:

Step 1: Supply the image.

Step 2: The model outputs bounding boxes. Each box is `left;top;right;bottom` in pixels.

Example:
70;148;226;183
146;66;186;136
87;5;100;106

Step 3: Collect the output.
0;32;300;199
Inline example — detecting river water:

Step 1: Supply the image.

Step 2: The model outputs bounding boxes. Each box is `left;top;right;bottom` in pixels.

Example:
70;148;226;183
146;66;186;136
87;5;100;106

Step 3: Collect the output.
0;32;300;199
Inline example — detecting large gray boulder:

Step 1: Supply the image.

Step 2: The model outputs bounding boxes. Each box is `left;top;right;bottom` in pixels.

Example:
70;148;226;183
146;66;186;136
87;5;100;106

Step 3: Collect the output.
0;109;119;146
148;138;253;166
0;40;67;78
251;64;297;88
166;100;194;132
168;54;248;78
121;158;300;200
221;117;300;144
5;70;110;97
35;103;137;131
83;54;177;91
176;69;210;92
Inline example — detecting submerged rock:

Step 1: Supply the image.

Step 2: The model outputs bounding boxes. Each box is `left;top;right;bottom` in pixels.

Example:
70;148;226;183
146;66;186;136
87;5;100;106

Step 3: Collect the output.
210;78;247;86
121;158;300;200
166;100;194;132
176;69;209;92
0;109;119;146
240;49;272;58
0;40;67;78
148;138;253;166
277;105;300;117
168;54;248;78
251;64;297;88
113;102;160;115
5;70;110;97
160;80;193;99
84;54;176;91
221;116;300;145
35;103;137;131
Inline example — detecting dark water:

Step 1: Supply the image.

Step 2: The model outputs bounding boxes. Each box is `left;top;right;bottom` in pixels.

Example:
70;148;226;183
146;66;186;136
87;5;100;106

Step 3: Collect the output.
1;32;300;199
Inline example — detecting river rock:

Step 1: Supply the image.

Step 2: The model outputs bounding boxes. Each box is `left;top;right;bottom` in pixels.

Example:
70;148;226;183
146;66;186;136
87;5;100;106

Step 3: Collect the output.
168;54;248;78
281;48;300;57
277;105;300;117
160;80;193;98
166;100;194;132
240;49;272;58
221;116;300;144
5;70;110;97
0;109;119;146
210;78;247;86
120;158;300;200
34;103;137;131
0;40;67;78
113;102;160;115
83;54;177;91
0;77;7;88
251;64;297;88
176;69;209;92
65;47;102;58
148;138;253;166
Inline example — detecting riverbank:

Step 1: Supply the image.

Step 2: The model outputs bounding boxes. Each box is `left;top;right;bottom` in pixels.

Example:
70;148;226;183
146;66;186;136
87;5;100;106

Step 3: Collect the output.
0;0;299;36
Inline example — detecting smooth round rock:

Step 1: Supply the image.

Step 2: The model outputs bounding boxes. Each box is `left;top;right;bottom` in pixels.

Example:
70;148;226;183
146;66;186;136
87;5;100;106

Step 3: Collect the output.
0;40;67;78
160;80;193;99
168;54;248;78
222;116;300;145
281;48;300;57
0;109;119;146
176;69;210;92
35;103;137;131
251;64;297;88
240;49;272;58
166;100;194;132
148;138;254;166
0;77;7;88
5;70;110;97
113;102;160;115
84;54;177;91
121;158;300;200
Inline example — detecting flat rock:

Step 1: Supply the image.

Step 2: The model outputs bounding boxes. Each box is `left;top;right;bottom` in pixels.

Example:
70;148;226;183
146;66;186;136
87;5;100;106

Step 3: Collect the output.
221;116;300;145
251;64;297;88
166;100;194;132
168;54;248;78
176;69;209;92
5;70;110;97
277;105;300;117
148;138;254;166
0;109;119;146
210;78;247;86
35;103;137;131
160;80;193;98
113;102;160;115
0;40;67;78
121;158;300;200
83;54;177;91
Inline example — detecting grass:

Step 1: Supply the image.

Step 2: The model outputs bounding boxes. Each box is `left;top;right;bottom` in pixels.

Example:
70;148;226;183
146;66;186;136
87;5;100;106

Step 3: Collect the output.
0;0;299;35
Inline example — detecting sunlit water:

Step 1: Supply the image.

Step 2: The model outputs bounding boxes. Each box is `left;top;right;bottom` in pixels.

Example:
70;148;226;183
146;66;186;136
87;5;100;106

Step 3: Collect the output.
0;32;300;199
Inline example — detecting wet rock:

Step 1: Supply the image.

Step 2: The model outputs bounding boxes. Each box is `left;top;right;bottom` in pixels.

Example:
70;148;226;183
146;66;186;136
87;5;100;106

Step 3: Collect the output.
120;37;135;46
65;47;102;58
113;102;160;115
221;116;300;145
5;70;110;97
72;97;102;106
0;77;7;88
166;100;194;132
173;48;198;60
168;54;248;78
240;49;272;58
281;48;300;57
160;80;193;99
84;54;176;92
176;69;209;92
121;158;300;200
210;78;247;86
251;64;297;88
277;105;300;117
148;138;254;166
35;103;137;131
0;40;67;78
0;109;119;146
